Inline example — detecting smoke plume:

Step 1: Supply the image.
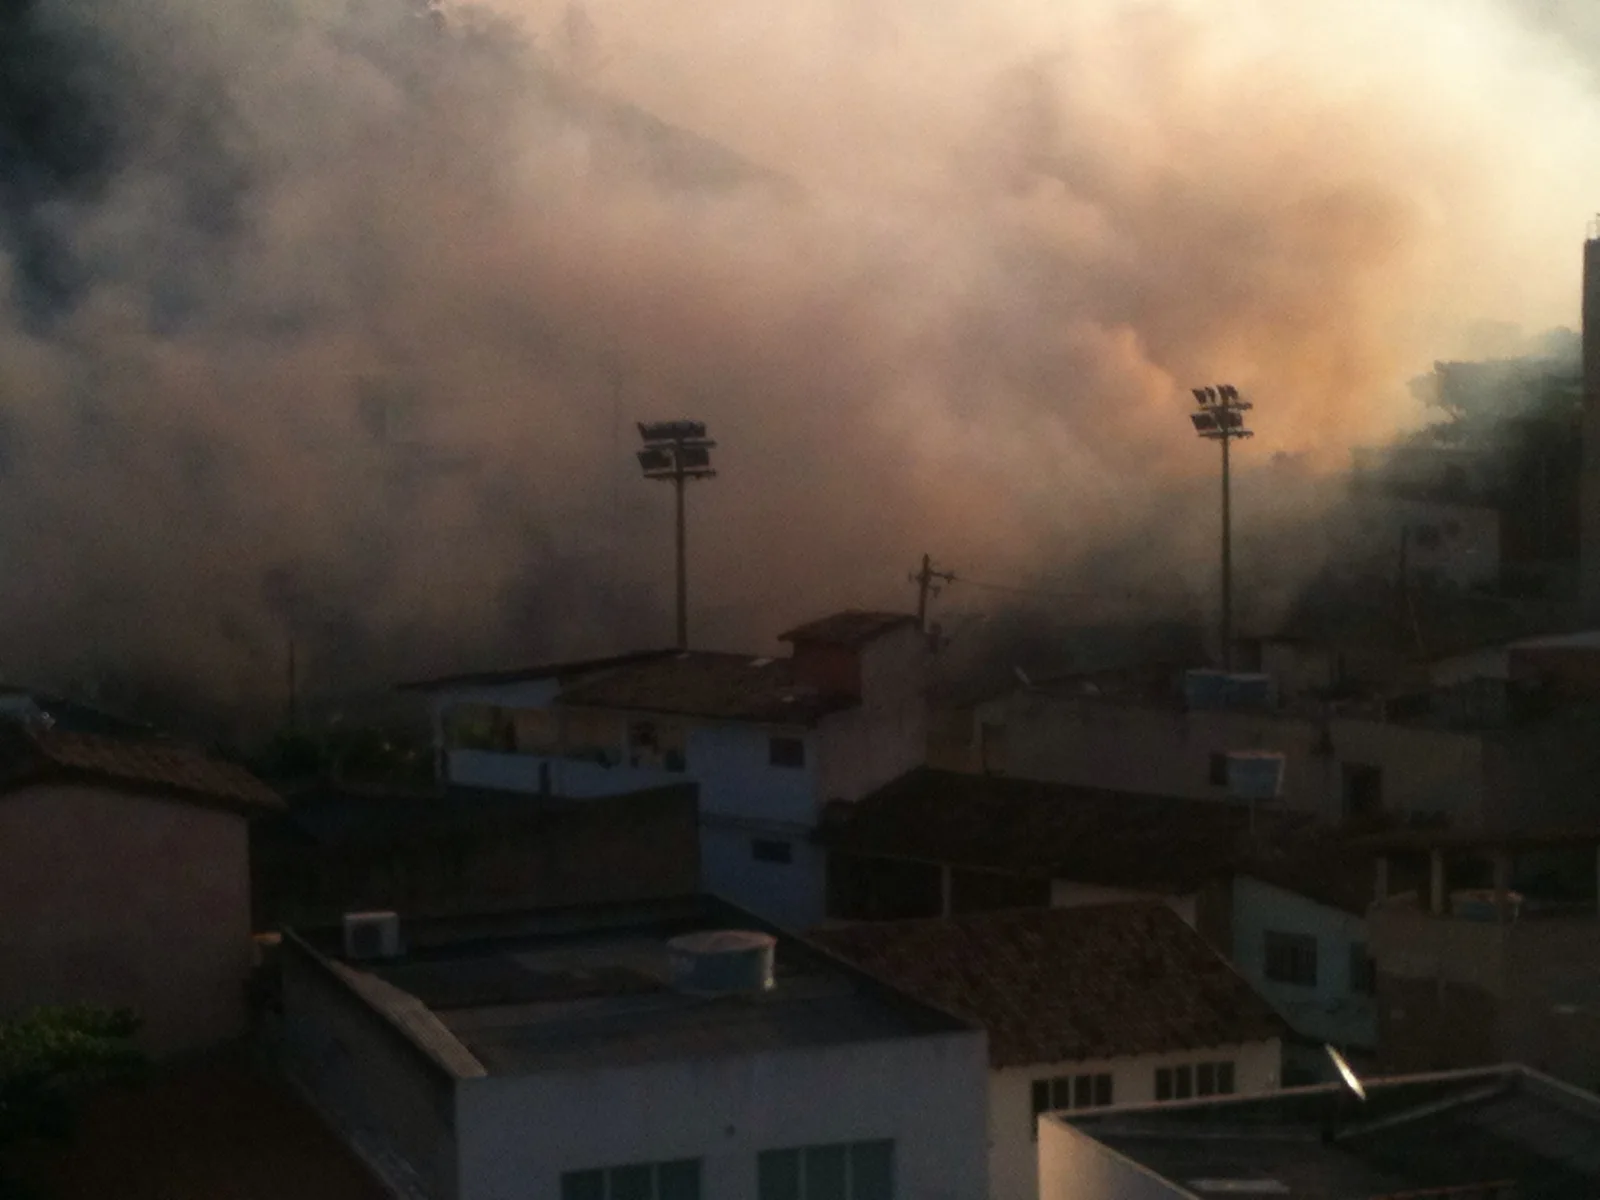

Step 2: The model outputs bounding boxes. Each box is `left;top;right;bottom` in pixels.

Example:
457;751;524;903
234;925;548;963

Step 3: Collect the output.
1;0;1598;729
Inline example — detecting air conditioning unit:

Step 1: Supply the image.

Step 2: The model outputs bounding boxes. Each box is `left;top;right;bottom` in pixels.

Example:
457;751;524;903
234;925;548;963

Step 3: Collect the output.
342;911;402;961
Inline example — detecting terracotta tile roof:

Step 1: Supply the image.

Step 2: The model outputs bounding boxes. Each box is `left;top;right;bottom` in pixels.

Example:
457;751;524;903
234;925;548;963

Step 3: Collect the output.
0;722;282;814
778;611;918;647
557;651;855;724
810;903;1284;1068
819;768;1319;895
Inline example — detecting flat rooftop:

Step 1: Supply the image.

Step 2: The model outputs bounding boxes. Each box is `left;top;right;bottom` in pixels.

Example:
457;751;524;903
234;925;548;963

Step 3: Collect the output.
291;896;972;1076
1058;1065;1600;1199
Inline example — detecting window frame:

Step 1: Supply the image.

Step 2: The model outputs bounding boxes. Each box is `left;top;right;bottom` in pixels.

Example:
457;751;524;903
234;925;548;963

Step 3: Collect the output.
757;1140;894;1200
1031;1071;1114;1136
560;1159;702;1200
1349;942;1376;995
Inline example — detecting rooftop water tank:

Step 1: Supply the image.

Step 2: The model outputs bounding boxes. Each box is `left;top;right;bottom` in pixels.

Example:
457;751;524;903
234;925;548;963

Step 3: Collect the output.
667;930;777;997
1226;751;1286;800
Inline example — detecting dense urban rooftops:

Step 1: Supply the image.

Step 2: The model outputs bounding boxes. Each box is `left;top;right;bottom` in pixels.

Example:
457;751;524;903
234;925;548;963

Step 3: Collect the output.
286;895;975;1078
811;902;1284;1069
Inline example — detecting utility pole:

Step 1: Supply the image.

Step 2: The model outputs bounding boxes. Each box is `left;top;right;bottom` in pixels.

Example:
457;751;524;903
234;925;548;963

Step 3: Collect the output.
637;421;717;651
910;553;957;631
1188;385;1255;672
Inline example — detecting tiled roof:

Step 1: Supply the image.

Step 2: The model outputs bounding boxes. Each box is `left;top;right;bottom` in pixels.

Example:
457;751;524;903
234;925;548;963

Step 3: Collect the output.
0;722;282;814
778;611;918;648
818;768;1317;895
394;649;678;692
810;903;1285;1068
557;651;855;724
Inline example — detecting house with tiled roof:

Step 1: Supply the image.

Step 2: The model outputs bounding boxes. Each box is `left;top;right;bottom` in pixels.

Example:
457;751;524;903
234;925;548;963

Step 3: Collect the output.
399;610;929;927
0;719;282;1055
818;767;1380;1080
810;902;1286;1200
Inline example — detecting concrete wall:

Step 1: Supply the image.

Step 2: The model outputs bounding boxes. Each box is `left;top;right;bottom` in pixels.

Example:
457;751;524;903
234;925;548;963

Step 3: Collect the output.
700;817;827;930
279;944;460;1198
1038;1118;1185;1200
997;693;1487;828
454;1030;988;1200
0;783;253;1055
993;1041;1280;1200
1231;878;1375;1049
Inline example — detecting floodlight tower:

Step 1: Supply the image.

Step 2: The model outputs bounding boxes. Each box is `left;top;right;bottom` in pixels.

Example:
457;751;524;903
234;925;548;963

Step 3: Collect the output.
636;420;717;650
1188;385;1254;671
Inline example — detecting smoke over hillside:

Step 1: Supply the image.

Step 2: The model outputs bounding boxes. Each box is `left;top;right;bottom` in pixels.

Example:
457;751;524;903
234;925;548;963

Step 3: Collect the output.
1;0;1597;729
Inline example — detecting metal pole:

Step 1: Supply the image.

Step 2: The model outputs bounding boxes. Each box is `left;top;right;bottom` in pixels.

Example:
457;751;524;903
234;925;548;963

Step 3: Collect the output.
916;553;932;631
674;458;688;651
1221;431;1233;672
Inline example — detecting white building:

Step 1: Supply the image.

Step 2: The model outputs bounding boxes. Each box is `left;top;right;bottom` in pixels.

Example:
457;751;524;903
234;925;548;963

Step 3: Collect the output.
1040;1064;1600;1200
811;903;1284;1200
400;612;930;928
819;768;1377;1077
276;895;988;1200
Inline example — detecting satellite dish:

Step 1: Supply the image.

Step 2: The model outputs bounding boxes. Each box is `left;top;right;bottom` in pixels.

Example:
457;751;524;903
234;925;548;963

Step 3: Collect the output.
1326;1045;1367;1101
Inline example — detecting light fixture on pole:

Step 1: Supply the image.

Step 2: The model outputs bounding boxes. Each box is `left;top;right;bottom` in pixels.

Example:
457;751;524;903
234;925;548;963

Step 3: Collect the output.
636;420;717;651
1188;384;1253;671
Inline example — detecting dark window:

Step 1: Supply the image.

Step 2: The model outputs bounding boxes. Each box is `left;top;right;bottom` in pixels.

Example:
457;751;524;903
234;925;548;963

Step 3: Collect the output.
1350;943;1376;995
1341;763;1383;821
752;838;793;865
770;736;806;768
1217;1062;1235;1095
1032;1073;1113;1135
1156;1067;1172;1101
563;1161;701;1200
1265;930;1319;987
1174;1064;1193;1099
1208;751;1229;787
758;1142;893;1200
1197;1062;1216;1096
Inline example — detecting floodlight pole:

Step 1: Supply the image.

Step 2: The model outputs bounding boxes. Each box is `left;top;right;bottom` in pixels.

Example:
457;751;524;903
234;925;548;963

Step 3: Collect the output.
1189;385;1253;673
1221;426;1233;673
674;456;688;651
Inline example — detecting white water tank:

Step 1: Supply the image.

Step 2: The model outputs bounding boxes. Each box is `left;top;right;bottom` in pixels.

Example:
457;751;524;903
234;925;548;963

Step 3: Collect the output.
667;930;777;996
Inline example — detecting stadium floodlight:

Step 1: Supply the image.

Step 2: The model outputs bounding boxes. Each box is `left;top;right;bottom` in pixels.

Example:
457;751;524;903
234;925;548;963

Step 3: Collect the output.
636;419;718;650
1188;383;1255;671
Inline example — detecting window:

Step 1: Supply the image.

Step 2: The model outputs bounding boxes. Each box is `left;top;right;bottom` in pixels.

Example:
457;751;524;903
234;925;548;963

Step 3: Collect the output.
1208;752;1229;787
1341;763;1383;822
1264;930;1319;987
1349;943;1376;995
1156;1061;1231;1101
758;1141;894;1200
752;838;794;864
562;1160;701;1200
1030;1072;1114;1135
769;736;806;768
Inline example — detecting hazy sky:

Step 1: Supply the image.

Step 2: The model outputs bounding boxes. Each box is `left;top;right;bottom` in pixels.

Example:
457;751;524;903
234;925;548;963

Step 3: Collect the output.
2;0;1598;722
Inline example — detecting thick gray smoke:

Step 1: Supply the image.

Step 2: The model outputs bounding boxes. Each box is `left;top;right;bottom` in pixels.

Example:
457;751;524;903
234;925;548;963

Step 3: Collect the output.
1;0;1597;730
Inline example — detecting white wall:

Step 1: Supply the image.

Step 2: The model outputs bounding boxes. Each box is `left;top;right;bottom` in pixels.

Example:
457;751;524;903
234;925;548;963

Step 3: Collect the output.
700;818;827;930
817;627;930;807
688;724;818;824
1231;877;1375;1050
997;692;1488;829
1049;882;1197;929
1037;1117;1185;1200
454;1031;989;1200
989;1041;1281;1200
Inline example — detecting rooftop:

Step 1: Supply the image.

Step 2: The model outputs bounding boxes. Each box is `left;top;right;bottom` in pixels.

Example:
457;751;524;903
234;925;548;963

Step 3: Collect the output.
288;896;974;1077
557;651;855;724
0;721;282;815
809;903;1284;1069
778;610;918;648
1058;1065;1600;1199
818;768;1345;901
394;649;678;692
